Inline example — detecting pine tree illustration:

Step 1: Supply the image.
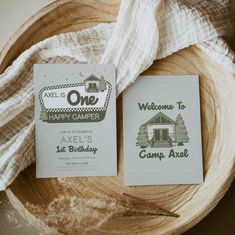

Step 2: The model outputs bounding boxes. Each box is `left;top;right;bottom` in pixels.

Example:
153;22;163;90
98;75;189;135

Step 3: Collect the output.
99;76;107;92
175;114;189;146
136;125;149;148
40;108;48;121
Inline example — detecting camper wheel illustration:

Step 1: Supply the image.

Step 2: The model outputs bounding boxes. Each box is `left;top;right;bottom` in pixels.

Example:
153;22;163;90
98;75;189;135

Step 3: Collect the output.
136;112;189;148
84;74;107;93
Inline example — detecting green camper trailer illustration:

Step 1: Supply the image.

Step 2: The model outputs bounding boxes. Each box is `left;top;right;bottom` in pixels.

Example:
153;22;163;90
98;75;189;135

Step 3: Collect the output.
136;112;189;148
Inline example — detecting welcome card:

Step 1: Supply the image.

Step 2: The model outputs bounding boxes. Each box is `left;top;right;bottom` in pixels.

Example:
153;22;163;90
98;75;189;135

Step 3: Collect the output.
34;64;117;178
123;75;203;186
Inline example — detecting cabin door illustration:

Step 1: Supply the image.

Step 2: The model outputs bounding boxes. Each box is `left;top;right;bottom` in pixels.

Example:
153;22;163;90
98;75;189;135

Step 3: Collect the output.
88;82;98;92
154;129;168;141
88;83;97;90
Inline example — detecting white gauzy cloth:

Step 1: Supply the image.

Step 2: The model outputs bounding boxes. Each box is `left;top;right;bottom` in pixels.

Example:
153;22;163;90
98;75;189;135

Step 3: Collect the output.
0;0;234;190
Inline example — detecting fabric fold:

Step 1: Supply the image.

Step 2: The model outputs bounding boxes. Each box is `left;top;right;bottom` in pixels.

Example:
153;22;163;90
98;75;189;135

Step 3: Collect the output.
100;0;161;94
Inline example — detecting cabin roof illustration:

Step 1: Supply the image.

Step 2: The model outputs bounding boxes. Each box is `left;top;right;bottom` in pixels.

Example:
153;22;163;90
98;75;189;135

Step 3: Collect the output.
144;112;176;125
84;74;100;82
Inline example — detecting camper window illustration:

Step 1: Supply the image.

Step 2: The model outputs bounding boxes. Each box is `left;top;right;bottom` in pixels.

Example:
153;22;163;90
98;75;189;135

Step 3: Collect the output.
39;74;111;123
136;112;189;148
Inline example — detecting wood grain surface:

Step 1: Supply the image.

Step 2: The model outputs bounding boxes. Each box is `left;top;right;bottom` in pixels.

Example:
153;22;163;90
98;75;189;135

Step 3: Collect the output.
0;1;234;234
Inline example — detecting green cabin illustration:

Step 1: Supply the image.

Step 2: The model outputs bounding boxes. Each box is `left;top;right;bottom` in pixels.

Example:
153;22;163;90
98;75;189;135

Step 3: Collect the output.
84;74;107;93
136;112;189;148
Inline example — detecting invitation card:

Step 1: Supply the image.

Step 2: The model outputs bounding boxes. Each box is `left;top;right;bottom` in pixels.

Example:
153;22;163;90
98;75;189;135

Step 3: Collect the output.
123;75;203;186
34;64;117;178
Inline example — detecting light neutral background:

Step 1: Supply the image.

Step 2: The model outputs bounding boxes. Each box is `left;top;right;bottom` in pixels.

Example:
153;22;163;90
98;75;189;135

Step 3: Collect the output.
0;0;234;234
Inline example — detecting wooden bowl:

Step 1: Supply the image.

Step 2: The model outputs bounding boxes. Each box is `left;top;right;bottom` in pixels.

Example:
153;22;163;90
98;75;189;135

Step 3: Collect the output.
1;1;235;234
